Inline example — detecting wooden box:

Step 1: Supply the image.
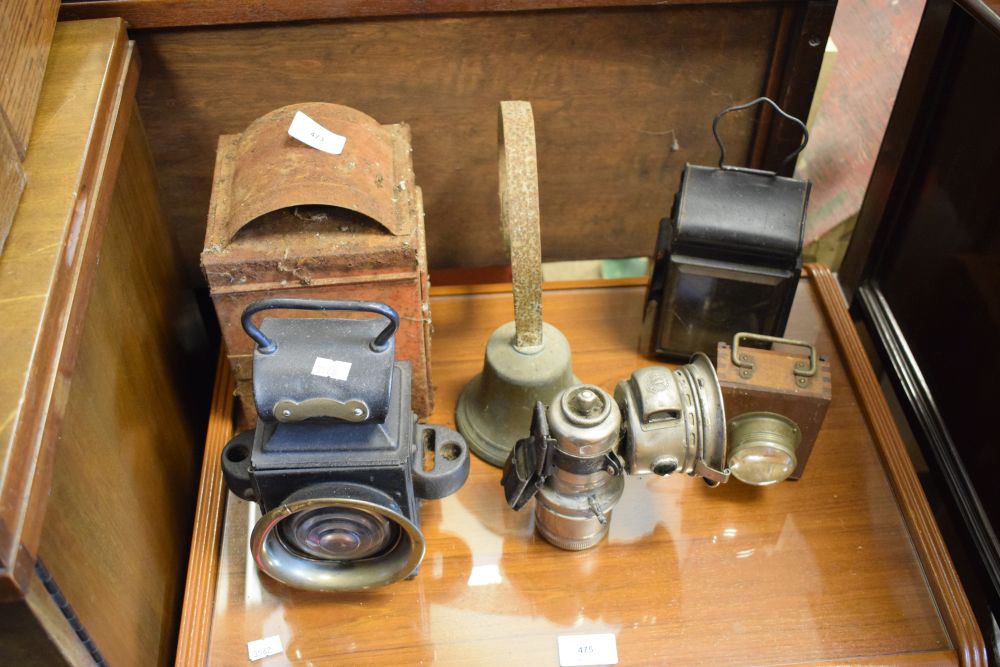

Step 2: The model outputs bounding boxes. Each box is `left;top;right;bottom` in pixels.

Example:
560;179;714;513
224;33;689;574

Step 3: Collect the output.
201;103;433;419
716;336;832;480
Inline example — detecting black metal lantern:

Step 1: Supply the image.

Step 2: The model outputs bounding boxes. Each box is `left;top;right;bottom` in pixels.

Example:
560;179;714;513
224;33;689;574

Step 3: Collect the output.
221;298;470;592
642;97;811;360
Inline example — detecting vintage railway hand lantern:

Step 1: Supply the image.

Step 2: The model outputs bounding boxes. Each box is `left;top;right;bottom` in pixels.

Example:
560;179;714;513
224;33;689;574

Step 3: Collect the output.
221;298;469;592
643;97;812;359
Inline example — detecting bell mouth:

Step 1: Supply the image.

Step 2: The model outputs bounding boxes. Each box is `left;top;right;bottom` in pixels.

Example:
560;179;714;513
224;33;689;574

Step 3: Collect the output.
251;496;425;592
456;320;578;467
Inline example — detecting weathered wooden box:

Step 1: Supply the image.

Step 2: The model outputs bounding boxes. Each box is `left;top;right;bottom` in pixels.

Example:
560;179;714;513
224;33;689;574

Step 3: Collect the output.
201;103;433;419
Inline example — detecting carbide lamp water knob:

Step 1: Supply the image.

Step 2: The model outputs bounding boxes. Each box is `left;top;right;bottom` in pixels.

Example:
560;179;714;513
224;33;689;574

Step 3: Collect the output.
561;386;612;429
569;388;599;417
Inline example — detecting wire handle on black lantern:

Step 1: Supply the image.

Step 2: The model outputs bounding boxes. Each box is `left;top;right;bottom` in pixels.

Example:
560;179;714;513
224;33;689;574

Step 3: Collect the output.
712;97;809;172
241;298;400;354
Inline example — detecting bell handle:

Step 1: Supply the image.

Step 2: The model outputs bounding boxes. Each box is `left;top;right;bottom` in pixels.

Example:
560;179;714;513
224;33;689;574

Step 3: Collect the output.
241;298;399;354
499;100;544;351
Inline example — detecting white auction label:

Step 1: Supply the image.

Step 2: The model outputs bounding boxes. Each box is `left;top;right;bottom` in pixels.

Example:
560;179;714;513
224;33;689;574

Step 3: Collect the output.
247;635;283;661
311;357;352;381
288;111;347;155
557;633;619;666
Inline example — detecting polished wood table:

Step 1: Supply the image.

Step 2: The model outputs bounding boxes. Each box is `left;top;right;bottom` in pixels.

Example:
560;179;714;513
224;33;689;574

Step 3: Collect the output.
179;267;984;665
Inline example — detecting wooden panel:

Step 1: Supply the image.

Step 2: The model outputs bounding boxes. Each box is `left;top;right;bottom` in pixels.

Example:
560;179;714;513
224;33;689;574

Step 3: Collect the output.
0;119;26;253
35;106;198;667
759;0;836;170
0;598;72;666
0;18;131;599
62;0;782;28
129;6;787;277
176;356;233;667
180;275;981;665
0;0;59;157
0;566;100;666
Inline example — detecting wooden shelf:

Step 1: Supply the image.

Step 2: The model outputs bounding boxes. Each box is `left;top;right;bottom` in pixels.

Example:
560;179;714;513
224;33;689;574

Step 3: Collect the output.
179;269;984;665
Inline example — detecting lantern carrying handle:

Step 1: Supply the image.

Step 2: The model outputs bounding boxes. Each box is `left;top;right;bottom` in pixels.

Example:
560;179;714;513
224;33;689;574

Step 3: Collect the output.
712;97;809;173
241;298;399;354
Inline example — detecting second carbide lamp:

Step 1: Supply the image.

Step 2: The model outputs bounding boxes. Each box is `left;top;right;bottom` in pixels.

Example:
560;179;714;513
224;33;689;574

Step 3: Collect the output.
501;354;729;550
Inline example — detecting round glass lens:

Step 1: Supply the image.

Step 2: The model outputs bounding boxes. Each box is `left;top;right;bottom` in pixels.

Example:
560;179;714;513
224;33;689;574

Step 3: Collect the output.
279;506;399;561
728;444;796;486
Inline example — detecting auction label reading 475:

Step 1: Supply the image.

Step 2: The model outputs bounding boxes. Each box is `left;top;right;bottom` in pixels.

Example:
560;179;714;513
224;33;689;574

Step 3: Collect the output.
557;633;619;666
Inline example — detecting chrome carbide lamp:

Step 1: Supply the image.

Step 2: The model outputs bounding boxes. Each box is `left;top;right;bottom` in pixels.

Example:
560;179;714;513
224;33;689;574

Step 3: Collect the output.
501;355;729;550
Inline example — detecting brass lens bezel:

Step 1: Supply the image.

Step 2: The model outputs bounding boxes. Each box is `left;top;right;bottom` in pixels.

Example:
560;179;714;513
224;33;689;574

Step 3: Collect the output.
251;497;426;592
727;411;801;486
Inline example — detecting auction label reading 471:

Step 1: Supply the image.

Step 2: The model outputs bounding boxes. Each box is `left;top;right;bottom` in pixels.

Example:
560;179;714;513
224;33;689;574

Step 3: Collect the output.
557;633;619;666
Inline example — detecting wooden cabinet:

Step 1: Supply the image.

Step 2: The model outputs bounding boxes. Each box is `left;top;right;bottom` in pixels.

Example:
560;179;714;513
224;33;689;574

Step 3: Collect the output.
0;19;204;666
0;4;983;666
0;0;59;250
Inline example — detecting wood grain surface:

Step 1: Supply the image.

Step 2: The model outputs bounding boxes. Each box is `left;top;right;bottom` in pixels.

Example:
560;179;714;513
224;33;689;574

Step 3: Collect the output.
0;0;59;158
120;4;819;278
176;355;233;667
807;263;987;666
33;103;199;667
0;119;26;253
17;569;98;666
180;275;979;665
0;18;131;599
62;0;792;29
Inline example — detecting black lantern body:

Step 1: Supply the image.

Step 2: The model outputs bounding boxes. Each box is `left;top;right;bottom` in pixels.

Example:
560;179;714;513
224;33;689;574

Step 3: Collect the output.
220;298;470;592
643;98;811;360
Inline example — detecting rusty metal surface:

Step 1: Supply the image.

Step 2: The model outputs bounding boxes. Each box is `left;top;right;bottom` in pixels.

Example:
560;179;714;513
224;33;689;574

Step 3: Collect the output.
205;102;406;250
498;101;543;351
202;106;422;290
